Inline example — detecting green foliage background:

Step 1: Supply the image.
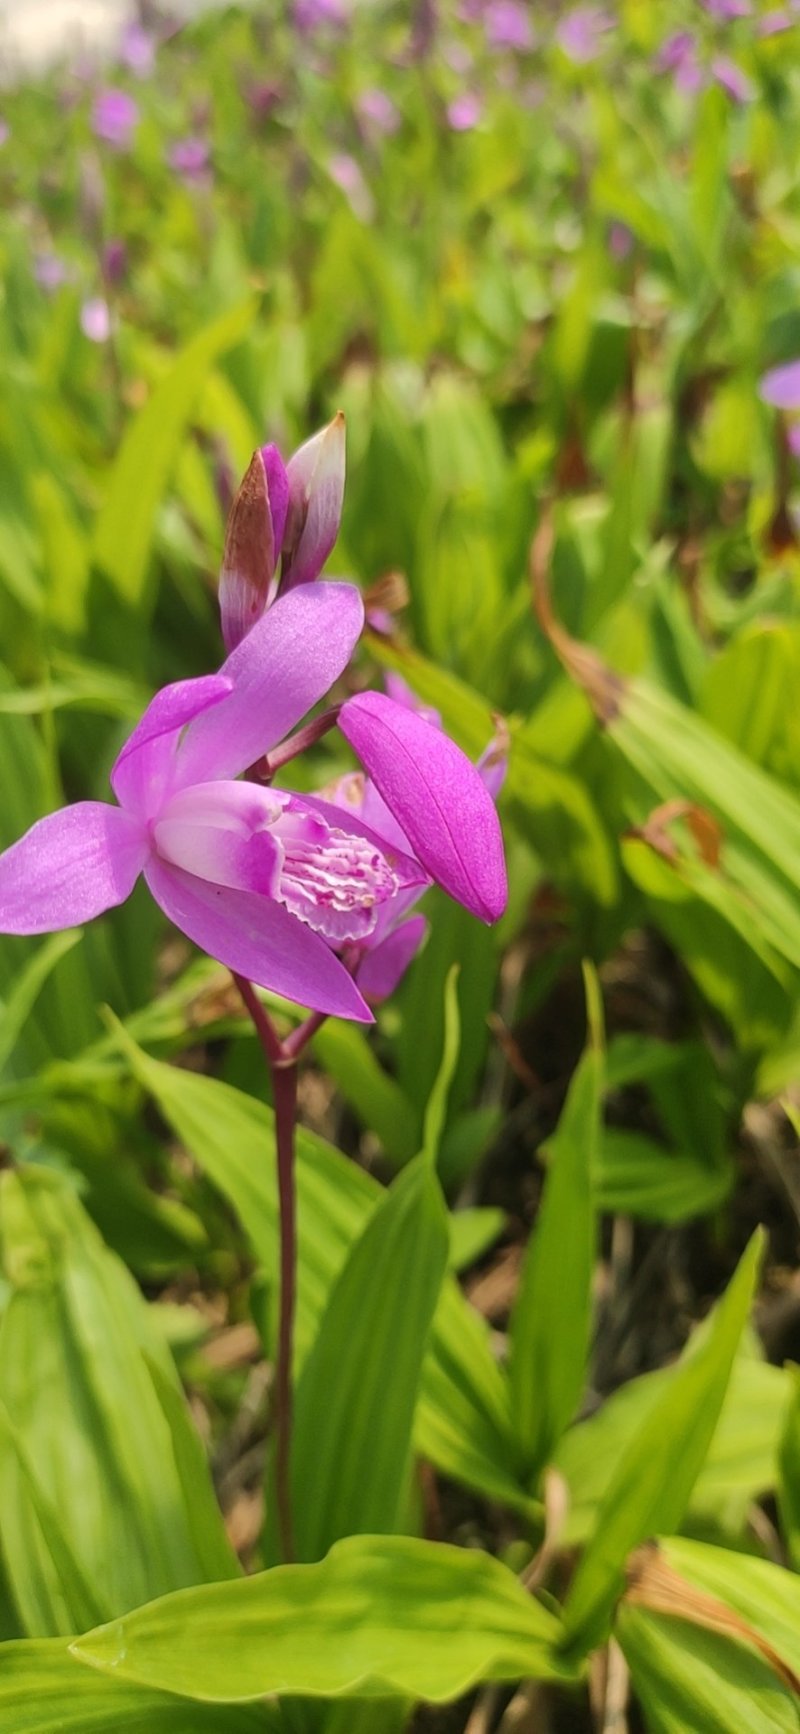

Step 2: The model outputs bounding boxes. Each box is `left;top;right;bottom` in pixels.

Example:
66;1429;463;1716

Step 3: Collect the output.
1;1;800;1728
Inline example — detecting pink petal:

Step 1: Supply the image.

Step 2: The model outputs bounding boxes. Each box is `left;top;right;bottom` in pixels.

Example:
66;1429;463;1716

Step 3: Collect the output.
144;857;373;1021
0;803;148;934
357;914;428;1004
282;414;346;590
178;582;364;786
759;360;800;410
338;692;508;924
153;781;283;896
111;674;233;816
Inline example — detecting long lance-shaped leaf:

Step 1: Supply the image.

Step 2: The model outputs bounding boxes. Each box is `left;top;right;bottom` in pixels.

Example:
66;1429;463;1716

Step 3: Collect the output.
0;1165;237;1636
71;1534;572;1702
92;298;257;607
532;522;800;973
265;1153;449;1563
110;1029;532;1521
561;1230;762;1660
617;1534;800;1730
0;1637;279;1734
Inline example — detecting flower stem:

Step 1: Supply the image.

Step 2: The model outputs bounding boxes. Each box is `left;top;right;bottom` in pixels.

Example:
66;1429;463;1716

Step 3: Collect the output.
271;1055;298;1564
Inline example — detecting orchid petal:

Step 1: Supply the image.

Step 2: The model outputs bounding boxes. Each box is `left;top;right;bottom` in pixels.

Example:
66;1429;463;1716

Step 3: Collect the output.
0;803;148;934
111;674;233;815
339;692;508;924
357;914;428;1004
178;582;364;786
282;413;346;589
144;857;372;1021
759;360;800;411
154;781;283;897
219;445;290;653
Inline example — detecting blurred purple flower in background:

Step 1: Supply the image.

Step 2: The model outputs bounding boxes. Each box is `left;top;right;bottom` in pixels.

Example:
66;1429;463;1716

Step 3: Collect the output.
168;137;211;180
758;8;796;34
357;89;401;135
608;220;634;260
328;152;373;218
787;423;800;460
656;30;705;93
484;1;534;51
701;0;750;16
34;252;69;291
293;0;346;31
102;237;127;284
556;6;613;63
118;22;156;77
92;89;139;149
759;360;800;408
711;55;755;101
80;296;111;342
447;92;483;129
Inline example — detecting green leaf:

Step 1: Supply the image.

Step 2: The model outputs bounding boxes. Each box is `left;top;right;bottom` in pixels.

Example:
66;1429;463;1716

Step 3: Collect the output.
0;931;81;1075
508;962;602;1477
778;1368;800;1572
421;964;460;1166
617;1602;799;1734
268;1154;449;1562
114;1034;531;1519
561;1232;762;1658
72;1534;570;1702
0;1637;279;1732
556;1354;791;1547
596;1130;732;1223
92;299;257;606
0;1166;236;1635
311;1021;418;1165
649;1535;800;1684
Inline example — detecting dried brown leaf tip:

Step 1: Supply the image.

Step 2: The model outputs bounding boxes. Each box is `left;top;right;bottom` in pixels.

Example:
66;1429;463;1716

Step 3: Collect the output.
625;1542;800;1697
626;801;722;869
529;511;626;728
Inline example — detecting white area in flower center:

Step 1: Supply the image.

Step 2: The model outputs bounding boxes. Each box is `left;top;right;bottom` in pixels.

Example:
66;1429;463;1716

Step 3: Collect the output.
153;781;398;944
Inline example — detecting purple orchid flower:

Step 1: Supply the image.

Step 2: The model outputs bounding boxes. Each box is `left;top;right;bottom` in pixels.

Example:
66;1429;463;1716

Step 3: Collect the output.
0;588;507;1023
219;417;346;654
92;89;139;150
447;92;483;130
321;677;508;1003
119;22;156;76
357;89;402;135
555;6;613;64
168;137;211;181
484;1;534;51
80;297;112;343
711;55;755;101
759;361;800;408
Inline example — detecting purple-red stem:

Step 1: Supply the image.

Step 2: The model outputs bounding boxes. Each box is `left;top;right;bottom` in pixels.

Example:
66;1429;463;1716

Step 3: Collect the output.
233;974;328;1563
271;1055;298;1564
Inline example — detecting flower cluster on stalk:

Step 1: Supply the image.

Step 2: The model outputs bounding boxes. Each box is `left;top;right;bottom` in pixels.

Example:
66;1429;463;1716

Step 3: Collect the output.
0;419;507;1023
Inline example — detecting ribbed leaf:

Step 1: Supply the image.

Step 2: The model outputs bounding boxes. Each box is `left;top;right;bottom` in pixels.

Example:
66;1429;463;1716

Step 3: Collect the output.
72;1534;570;1702
0;1166;236;1635
562;1232;762;1658
266;1154;448;1562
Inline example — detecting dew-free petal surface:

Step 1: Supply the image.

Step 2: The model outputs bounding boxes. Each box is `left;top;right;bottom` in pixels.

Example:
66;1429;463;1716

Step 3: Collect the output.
339;692;508;923
357;913;428;1003
111;674;233;814
0;803;148;933
144;857;373;1021
178;582;364;785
